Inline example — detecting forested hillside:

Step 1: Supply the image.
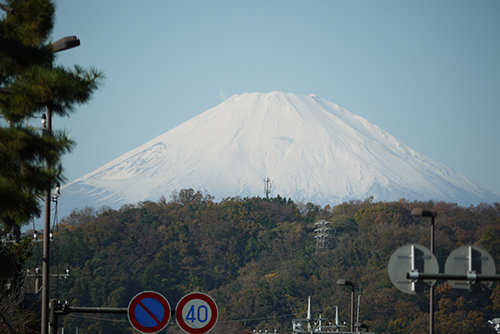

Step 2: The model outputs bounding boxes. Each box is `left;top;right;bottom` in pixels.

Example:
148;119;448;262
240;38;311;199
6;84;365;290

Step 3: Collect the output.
25;190;500;334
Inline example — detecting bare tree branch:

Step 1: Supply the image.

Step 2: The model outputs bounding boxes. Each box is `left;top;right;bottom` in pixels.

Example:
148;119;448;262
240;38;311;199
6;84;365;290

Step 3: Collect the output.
0;309;17;334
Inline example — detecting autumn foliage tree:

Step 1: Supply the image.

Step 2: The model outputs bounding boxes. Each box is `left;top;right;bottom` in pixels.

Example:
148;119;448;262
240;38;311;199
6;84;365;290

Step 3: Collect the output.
24;191;500;334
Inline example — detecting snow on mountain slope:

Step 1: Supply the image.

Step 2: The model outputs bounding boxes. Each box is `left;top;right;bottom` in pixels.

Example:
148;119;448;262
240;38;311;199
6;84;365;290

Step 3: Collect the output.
60;92;500;216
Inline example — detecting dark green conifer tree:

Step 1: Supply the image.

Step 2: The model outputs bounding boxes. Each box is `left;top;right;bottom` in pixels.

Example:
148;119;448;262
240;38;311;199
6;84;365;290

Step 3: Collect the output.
0;1;102;332
0;0;103;233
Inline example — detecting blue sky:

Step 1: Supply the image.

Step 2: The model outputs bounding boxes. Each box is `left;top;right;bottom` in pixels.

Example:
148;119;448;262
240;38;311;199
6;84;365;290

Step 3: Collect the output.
50;0;500;198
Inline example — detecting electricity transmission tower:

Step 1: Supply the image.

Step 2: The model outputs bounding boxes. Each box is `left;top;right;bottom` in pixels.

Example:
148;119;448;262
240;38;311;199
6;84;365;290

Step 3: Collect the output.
264;177;272;198
314;220;331;253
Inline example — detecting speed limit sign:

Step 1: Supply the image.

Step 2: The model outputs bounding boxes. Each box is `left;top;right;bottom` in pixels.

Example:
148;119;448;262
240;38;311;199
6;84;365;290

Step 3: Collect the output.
175;292;218;334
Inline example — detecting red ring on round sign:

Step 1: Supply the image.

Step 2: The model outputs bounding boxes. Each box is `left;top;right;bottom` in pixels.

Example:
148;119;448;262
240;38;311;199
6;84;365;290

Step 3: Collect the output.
176;292;218;334
128;291;171;333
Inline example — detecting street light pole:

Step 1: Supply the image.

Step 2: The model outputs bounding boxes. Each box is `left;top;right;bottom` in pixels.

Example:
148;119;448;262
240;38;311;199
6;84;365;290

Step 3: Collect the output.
41;36;80;334
337;279;355;332
41;105;51;334
411;208;437;334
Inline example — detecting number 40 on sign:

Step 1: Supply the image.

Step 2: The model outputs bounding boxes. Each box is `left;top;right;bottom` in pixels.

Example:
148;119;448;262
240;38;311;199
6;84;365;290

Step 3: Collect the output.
176;292;219;334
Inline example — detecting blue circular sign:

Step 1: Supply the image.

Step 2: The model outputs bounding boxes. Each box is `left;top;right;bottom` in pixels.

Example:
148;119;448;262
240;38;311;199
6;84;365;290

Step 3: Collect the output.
128;291;171;333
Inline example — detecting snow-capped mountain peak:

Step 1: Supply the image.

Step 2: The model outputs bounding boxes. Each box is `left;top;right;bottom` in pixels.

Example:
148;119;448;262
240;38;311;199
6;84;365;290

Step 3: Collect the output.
60;92;500;216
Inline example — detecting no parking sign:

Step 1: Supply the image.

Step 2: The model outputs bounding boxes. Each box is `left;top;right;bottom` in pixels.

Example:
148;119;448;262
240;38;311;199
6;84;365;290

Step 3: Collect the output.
128;291;171;333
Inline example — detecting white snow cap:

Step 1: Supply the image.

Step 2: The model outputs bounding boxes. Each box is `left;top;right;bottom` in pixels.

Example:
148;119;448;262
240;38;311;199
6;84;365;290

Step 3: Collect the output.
61;91;500;215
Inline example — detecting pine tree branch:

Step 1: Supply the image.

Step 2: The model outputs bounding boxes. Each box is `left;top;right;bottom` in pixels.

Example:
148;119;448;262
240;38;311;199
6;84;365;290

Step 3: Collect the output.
0;4;13;13
0;39;22;52
0;87;13;94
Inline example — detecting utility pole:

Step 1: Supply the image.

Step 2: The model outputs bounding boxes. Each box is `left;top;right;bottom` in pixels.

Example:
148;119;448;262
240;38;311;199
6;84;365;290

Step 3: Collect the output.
41;36;80;334
41;104;52;334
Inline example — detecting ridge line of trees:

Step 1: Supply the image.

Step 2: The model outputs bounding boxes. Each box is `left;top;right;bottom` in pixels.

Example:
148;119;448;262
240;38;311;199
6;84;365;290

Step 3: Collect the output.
16;189;499;334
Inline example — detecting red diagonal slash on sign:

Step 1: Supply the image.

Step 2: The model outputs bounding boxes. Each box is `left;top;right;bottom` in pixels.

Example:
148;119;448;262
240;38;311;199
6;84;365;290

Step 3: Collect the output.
137;299;162;324
128;291;171;334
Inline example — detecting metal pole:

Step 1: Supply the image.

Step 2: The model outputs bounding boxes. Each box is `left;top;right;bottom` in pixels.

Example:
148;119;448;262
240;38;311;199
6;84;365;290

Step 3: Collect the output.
407;272;500;281
351;286;355;332
40;35;79;334
411;208;437;334
35;274;41;294
64;306;128;314
49;300;58;334
429;216;434;334
41;107;52;334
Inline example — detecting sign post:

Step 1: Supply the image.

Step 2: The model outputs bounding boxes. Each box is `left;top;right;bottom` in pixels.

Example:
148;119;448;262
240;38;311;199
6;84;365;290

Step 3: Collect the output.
445;245;496;291
388;244;439;294
176;292;218;334
128;291;171;334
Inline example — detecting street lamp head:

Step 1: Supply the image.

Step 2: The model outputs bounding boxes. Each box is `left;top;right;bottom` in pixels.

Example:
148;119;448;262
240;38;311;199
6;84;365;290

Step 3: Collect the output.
337;279;355;287
337;278;356;332
51;36;80;53
411;207;437;218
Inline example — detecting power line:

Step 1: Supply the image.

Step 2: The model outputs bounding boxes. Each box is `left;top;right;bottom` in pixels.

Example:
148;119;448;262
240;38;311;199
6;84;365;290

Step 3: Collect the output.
64;306;337;324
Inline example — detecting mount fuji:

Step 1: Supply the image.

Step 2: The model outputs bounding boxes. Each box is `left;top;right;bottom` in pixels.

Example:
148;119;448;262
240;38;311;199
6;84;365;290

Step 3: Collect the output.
60;91;500;216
